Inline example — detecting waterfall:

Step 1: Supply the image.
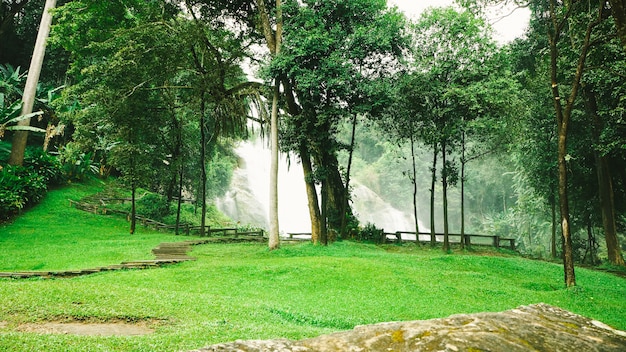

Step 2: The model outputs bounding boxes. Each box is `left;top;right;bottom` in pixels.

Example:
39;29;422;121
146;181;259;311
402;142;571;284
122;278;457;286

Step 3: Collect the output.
351;184;429;235
216;139;311;233
216;139;426;234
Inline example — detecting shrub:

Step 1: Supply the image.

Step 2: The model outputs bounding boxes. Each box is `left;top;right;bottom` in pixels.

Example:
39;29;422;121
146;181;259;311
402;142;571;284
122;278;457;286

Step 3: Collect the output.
357;223;385;243
0;165;47;219
0;148;64;220
136;193;170;222
162;202;234;229
0;141;10;162
57;142;98;181
23;148;64;186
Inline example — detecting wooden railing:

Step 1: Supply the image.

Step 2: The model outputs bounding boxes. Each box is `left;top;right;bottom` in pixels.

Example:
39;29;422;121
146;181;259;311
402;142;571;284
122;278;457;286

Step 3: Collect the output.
284;230;515;250
68;199;264;238
386;231;515;250
69;199;512;249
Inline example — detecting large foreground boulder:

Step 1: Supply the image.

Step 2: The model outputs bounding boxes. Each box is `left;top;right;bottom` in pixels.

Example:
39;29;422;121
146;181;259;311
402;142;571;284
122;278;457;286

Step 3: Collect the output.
192;303;626;351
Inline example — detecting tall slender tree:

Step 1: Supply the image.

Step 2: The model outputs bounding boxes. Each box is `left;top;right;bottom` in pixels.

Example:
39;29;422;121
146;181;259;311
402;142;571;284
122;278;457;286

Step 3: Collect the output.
8;0;55;166
408;6;497;251
254;0;283;250
608;0;626;51
542;0;606;286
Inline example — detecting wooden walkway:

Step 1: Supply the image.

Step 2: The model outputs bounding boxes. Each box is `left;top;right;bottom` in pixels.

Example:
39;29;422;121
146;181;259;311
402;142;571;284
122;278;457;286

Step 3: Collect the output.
0;236;264;280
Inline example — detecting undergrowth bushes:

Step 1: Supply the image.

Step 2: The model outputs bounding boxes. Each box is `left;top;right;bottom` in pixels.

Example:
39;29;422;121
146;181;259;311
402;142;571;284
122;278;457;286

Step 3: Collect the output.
135;193;170;220
356;223;385;243
0;147;65;220
0;165;46;217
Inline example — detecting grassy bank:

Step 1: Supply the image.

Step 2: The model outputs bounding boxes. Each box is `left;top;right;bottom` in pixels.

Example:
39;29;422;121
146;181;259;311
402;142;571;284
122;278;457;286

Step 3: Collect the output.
0;179;194;271
0;183;625;351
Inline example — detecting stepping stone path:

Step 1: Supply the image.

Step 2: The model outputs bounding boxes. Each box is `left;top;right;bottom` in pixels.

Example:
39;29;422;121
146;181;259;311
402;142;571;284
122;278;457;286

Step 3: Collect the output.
0;238;230;279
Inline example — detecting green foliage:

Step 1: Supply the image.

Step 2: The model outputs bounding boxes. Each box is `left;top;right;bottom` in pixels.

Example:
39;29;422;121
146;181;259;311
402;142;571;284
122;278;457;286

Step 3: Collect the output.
276;0;409;139
160;202;233;229
0;64;65;142
0;64;26;104
84;181;234;228
503;0;626;264
23;148;64;186
0;147;64;220
1;0;70;82
0;165;46;219
0;141;10;160
356;222;385;243
51;0;253;216
135;193;170;221
205;147;238;199
56;142;99;181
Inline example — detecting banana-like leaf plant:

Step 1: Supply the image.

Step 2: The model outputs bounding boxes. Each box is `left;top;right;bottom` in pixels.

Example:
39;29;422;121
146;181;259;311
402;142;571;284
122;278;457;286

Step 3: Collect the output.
0;97;45;139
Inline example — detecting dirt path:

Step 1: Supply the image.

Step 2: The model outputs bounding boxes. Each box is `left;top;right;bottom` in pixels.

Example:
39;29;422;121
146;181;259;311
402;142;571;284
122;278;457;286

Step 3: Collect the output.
13;321;155;336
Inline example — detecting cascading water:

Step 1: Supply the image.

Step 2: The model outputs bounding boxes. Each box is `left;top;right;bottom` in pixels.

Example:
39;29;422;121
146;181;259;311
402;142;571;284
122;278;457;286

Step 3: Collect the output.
216;139;311;233
216;138;427;235
351;184;430;238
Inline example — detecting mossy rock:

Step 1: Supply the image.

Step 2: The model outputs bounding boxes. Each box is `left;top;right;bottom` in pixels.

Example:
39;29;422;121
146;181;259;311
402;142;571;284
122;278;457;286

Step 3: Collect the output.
193;304;626;351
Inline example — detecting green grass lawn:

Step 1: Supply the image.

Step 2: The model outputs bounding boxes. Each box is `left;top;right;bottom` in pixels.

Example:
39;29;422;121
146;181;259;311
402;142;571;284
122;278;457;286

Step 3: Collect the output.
0;182;625;351
0;179;193;271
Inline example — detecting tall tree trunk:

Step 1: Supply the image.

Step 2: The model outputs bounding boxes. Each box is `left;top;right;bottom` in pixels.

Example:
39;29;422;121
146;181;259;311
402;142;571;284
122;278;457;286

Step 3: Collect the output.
460;129;466;249
584;219;597;265
166;174;177;203
547;0;602;286
550;192;557;259
255;0;283;250
268;78;280;249
313;144;337;244
325;152;348;231
340;113;357;239
430;141;438;246
550;0;572;284
128;126;137;235
166;123;182;204
555;79;576;288
175;166;184;236
300;145;321;243
410;133;420;236
608;0;626;53
130;179;136;234
173;109;184;235
584;86;625;266
320;180;328;246
311;139;347;234
199;90;207;237
8;0;56;166
442;141;450;252
596;156;625;266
